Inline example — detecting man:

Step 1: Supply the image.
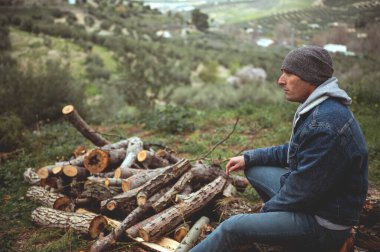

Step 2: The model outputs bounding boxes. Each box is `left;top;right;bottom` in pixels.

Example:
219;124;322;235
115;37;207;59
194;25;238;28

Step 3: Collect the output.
190;46;368;252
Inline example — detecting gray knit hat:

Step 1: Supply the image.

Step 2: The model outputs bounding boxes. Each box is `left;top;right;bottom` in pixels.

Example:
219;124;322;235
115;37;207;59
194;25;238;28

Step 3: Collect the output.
281;45;334;86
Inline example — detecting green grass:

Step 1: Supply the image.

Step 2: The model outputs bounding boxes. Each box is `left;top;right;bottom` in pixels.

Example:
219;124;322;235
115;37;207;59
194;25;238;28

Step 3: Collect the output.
201;0;315;24
92;45;119;74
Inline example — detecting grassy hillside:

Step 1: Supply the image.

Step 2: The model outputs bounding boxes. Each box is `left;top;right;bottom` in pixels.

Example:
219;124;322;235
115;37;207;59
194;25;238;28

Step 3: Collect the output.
0;1;379;251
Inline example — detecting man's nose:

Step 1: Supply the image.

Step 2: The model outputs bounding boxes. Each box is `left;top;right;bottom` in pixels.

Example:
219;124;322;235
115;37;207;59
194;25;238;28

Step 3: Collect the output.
278;73;286;86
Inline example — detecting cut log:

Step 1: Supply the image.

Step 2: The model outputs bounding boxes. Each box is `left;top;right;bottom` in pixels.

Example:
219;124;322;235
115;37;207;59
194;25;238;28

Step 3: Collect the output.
90;187;169;252
84;148;126;173
23;168;41;185
156;149;180;164
122;168;167;192
137;150;169;169
31;206;108;239
62;105;110;147
136;159;191;206
26;186;73;211
174;216;210;252
130;237;179;252
114;167;145;179
119;137;143;175
174;223;190;242
100;186;143;213
152;170;193;213
104;178;123;187
62;165;89;180
76;208;121;230
36;165;62;179
191;163;249;191
138;176;226;242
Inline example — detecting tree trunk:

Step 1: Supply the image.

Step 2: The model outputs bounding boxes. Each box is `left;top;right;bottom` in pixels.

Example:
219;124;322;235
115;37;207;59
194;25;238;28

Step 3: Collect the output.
26;186;73;211
31;206;108;239
139;176;226;242
62;105;110;147
174;216;210;252
152;170;193;213
136;159;191;206
90;187;169;252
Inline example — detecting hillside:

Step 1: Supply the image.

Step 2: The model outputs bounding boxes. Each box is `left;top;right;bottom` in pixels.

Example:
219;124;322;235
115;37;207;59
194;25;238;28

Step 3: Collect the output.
0;1;380;251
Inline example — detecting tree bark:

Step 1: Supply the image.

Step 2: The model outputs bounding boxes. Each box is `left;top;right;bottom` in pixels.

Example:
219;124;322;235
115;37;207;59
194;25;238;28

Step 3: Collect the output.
31;206;108;239
139;176;226;242
122;168;167;192
191;163;249;191
152;170;193;213
90;187;169;252
156;149;180;164
62;105;110;147
136;159;191;206
26;186;73;211
119;137;143;175
174;216;210;252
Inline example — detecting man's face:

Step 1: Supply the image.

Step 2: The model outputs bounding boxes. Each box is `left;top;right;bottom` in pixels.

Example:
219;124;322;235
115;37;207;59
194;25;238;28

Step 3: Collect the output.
278;70;316;103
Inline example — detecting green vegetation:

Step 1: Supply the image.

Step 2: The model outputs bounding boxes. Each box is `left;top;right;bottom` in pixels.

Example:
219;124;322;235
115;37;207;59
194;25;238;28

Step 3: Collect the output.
0;1;379;250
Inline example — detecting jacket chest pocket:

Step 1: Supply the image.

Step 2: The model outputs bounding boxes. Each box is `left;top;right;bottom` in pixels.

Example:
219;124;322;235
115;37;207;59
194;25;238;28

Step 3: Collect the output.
288;141;299;168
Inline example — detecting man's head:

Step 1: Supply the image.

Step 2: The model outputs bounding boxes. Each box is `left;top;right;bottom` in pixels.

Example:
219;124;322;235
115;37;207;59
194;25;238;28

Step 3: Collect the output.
278;46;334;103
281;45;334;86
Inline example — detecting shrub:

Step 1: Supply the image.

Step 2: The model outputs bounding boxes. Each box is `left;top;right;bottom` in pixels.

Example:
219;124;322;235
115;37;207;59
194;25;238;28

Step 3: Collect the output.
0;113;25;152
142;105;196;134
84;15;95;27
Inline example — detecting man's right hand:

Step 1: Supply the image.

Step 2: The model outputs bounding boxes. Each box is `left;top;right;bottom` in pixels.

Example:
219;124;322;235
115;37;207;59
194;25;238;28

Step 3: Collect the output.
225;155;246;175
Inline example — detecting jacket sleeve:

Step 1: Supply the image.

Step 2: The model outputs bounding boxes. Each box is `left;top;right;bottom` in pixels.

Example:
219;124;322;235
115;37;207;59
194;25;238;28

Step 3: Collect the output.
262;127;348;213
243;143;289;168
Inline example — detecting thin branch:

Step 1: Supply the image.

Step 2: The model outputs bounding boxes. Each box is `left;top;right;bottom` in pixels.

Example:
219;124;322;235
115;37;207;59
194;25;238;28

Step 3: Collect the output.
196;117;240;161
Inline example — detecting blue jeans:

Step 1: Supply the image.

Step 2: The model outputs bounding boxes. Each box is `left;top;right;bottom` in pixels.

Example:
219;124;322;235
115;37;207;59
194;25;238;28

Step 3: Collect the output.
189;166;351;252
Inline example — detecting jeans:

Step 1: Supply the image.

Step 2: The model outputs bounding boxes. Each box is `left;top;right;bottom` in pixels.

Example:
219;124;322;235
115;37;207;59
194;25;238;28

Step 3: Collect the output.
189;166;351;252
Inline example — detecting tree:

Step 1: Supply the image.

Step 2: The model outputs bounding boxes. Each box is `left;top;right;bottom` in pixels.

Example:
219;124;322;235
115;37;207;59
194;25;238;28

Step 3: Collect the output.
191;9;209;32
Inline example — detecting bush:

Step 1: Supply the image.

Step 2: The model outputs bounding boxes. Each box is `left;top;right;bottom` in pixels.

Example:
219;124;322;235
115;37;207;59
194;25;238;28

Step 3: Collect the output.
142;105;196;134
84;16;95;27
0;58;85;126
0;113;25;152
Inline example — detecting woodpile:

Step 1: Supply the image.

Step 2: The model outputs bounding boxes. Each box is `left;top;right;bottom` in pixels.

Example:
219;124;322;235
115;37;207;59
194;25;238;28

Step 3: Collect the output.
24;105;249;252
23;105;380;252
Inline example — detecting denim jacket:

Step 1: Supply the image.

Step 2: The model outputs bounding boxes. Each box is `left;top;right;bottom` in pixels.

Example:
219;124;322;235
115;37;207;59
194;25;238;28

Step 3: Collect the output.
244;78;368;226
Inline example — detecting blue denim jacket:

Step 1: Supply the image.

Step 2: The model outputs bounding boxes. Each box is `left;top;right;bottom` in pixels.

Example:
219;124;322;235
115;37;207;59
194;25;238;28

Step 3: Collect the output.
244;81;368;226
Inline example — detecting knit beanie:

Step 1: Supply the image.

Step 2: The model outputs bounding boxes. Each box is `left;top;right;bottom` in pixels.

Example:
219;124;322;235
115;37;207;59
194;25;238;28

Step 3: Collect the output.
281;45;334;86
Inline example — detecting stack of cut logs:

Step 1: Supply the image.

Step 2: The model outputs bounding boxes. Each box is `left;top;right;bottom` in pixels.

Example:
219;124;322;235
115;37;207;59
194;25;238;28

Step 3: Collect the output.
24;105;251;252
24;105;380;252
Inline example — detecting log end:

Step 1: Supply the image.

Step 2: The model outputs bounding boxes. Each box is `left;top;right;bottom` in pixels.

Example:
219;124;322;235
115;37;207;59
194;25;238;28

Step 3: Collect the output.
36;166;49;179
139;229;150;242
62;105;75;115
106;200;117;211
137;192;147;206
174;224;189;242
84;149;110;174
137;150;148;162
89;215;108;239
52;166;62;175
53;196;72;211
121;180;131;192
63;165;78;177
113;167;121;179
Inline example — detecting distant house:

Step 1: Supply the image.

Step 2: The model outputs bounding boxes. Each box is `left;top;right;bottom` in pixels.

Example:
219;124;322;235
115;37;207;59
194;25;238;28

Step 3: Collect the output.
256;38;274;47
323;44;347;53
68;0;76;4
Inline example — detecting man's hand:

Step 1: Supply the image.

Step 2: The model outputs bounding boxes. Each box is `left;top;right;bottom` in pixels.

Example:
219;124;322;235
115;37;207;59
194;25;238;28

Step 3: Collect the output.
225;155;245;175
